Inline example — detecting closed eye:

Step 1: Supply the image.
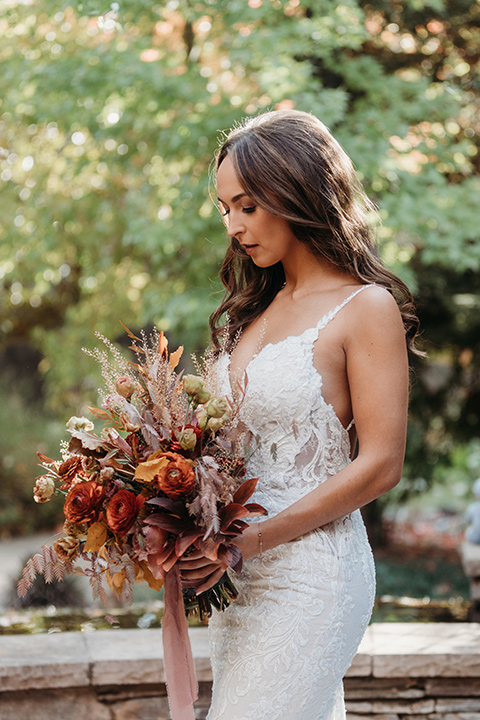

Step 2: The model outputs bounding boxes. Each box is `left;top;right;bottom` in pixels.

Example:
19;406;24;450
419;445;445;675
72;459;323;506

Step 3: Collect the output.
242;206;256;214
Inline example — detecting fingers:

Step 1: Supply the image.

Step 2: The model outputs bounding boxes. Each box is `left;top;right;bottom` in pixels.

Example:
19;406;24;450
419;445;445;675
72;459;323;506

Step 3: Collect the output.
181;567;213;585
180;559;227;591
196;566;227;595
180;559;218;588
180;556;216;570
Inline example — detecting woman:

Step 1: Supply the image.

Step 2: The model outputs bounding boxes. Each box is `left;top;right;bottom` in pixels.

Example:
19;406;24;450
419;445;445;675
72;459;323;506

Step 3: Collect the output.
181;109;421;720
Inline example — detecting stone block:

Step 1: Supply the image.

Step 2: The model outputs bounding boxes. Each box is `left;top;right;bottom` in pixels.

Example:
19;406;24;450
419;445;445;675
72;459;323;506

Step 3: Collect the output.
346;715;399;720
436;699;480;713
0;631;90;691
84;627;213;688
0;688;111;720
109;690;210;720
425;679;480;697
97;683;168;702
85;628;165;686
344;677;425;699
346;699;435;714
409;715;480;720
111;696;171;720
369;624;480;678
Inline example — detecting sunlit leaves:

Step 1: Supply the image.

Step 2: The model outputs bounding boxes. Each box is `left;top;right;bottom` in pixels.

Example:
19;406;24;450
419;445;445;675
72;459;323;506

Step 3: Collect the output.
0;0;479;445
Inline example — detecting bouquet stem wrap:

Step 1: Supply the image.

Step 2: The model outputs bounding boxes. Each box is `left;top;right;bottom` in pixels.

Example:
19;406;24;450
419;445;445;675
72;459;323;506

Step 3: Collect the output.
163;564;198;720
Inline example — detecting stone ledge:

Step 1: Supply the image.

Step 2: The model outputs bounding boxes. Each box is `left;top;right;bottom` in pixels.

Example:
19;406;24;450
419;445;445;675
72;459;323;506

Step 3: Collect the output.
366;623;480;678
2;623;480;720
0;631;90;691
2;623;480;693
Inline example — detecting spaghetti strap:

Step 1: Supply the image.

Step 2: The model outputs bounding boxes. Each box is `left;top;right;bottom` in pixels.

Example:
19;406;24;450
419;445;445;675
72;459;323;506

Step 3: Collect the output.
313;283;376;436
316;284;376;332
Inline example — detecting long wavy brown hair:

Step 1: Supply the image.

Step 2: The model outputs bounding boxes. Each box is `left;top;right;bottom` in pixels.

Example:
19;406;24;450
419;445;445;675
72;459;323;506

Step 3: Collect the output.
209;109;422;356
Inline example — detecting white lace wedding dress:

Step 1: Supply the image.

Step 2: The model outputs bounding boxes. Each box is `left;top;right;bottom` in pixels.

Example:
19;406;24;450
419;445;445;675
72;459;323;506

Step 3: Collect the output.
207;286;376;720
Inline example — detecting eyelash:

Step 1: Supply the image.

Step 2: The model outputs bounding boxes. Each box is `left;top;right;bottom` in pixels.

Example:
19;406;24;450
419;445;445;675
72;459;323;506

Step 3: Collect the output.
220;205;256;216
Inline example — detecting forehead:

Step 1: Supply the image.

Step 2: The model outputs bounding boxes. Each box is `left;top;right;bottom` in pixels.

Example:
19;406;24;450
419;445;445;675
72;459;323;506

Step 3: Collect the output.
216;155;244;200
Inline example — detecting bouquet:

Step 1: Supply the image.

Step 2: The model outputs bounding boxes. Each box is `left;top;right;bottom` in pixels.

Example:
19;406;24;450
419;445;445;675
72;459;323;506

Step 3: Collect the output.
19;327;265;720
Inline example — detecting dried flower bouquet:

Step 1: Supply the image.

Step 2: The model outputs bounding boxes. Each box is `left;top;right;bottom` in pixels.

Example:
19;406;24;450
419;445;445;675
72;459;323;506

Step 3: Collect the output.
19;327;265;620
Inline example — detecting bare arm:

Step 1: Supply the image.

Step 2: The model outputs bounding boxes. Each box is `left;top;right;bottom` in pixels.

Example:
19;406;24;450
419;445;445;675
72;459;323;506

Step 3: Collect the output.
241;287;409;555
182;287;409;590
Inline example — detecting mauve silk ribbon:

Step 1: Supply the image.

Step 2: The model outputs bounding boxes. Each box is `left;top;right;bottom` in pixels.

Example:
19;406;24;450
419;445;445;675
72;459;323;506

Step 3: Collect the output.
162;565;198;720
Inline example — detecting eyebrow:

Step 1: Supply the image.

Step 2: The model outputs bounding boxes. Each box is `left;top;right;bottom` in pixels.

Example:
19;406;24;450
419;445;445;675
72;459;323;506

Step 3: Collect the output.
217;192;248;205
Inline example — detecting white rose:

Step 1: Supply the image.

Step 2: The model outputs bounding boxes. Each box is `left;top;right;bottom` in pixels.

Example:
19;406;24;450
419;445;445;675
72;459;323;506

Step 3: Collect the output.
182;374;205;396
33;476;55;503
206;396;228;419
66;416;95;433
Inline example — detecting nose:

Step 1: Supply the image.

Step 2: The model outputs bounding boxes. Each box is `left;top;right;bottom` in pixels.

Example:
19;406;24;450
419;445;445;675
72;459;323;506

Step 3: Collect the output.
226;211;245;239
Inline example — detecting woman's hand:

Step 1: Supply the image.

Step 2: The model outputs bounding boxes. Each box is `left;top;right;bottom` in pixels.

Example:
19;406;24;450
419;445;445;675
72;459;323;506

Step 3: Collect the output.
179;550;227;595
179;525;262;594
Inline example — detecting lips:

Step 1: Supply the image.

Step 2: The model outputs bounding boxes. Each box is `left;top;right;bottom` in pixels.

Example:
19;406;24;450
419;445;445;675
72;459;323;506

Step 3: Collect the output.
242;244;258;254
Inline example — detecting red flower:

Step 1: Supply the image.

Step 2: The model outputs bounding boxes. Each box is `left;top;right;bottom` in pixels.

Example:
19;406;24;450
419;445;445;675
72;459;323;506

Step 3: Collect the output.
106;489;145;535
64;480;105;524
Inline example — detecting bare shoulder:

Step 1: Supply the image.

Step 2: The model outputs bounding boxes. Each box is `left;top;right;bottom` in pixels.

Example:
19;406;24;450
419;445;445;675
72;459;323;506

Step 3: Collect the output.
344;285;405;348
350;285;402;323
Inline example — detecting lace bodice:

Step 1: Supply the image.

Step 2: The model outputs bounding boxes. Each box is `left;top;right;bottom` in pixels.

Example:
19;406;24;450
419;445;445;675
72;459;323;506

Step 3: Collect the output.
207;286;376;720
213;287;370;518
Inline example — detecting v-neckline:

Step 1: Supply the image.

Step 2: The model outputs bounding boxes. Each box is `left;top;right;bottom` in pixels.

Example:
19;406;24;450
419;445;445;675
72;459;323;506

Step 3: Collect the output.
224;342;353;445
228;284;373;393
228;323;316;394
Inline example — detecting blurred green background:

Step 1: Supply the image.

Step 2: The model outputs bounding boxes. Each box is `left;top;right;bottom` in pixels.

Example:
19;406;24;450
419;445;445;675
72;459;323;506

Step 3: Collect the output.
0;0;479;539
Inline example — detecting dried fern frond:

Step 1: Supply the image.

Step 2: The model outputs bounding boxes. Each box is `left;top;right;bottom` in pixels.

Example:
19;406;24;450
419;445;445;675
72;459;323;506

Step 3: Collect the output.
17;545;62;597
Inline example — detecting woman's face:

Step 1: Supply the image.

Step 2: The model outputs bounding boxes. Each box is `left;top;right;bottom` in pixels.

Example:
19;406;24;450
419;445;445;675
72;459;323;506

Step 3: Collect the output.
216;155;299;269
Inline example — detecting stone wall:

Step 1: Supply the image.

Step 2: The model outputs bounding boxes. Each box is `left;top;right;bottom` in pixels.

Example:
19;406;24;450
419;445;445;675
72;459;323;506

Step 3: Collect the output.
344;623;480;720
1;623;479;719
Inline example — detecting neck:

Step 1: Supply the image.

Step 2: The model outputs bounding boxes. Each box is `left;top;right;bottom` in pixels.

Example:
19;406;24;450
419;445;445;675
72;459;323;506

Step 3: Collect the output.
281;246;353;298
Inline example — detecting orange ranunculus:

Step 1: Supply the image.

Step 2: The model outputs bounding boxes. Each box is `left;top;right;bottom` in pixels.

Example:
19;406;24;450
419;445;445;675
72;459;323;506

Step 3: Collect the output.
106;489;145;535
147;451;195;498
58;456;83;485
64;480;105;524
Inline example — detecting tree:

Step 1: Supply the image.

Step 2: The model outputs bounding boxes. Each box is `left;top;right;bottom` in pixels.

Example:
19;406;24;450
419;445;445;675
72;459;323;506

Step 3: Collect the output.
0;0;479;533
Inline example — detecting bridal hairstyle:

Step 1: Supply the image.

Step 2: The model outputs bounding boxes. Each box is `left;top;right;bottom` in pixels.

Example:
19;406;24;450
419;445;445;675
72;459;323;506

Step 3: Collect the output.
209;109;422;355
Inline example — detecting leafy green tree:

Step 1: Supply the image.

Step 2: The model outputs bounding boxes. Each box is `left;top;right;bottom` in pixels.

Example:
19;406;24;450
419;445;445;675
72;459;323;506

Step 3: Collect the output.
0;0;479;534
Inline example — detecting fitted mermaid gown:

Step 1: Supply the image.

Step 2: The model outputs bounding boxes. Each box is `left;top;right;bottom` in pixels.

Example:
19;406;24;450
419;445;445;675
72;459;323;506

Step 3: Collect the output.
207;286;376;720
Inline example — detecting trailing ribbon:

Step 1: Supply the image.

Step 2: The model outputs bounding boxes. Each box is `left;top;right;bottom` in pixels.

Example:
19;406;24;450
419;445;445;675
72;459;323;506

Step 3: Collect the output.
162;565;198;720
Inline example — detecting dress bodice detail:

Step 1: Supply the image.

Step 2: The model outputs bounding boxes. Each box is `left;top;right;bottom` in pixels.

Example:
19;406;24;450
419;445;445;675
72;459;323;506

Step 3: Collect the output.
213;285;374;520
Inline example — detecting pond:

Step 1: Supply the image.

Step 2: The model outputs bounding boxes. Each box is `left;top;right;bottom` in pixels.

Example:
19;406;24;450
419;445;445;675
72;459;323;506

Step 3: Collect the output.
0;594;472;635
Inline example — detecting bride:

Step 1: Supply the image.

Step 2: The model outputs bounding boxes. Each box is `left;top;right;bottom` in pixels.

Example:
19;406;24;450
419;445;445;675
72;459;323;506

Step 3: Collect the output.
180;109;421;719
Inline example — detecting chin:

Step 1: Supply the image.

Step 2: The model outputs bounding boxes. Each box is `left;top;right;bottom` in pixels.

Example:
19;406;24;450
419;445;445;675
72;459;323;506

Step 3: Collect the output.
251;257;278;269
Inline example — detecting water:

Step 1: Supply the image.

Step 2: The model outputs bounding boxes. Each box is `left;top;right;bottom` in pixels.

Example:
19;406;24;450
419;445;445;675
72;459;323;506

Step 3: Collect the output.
372;595;471;623
0;596;471;635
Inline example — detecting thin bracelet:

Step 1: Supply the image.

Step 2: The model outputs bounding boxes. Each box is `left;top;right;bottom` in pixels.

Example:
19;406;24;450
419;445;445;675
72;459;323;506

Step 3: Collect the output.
258;530;263;555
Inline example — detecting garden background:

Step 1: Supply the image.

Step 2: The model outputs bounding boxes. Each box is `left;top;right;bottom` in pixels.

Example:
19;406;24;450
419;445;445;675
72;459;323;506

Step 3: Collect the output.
0;0;479;604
